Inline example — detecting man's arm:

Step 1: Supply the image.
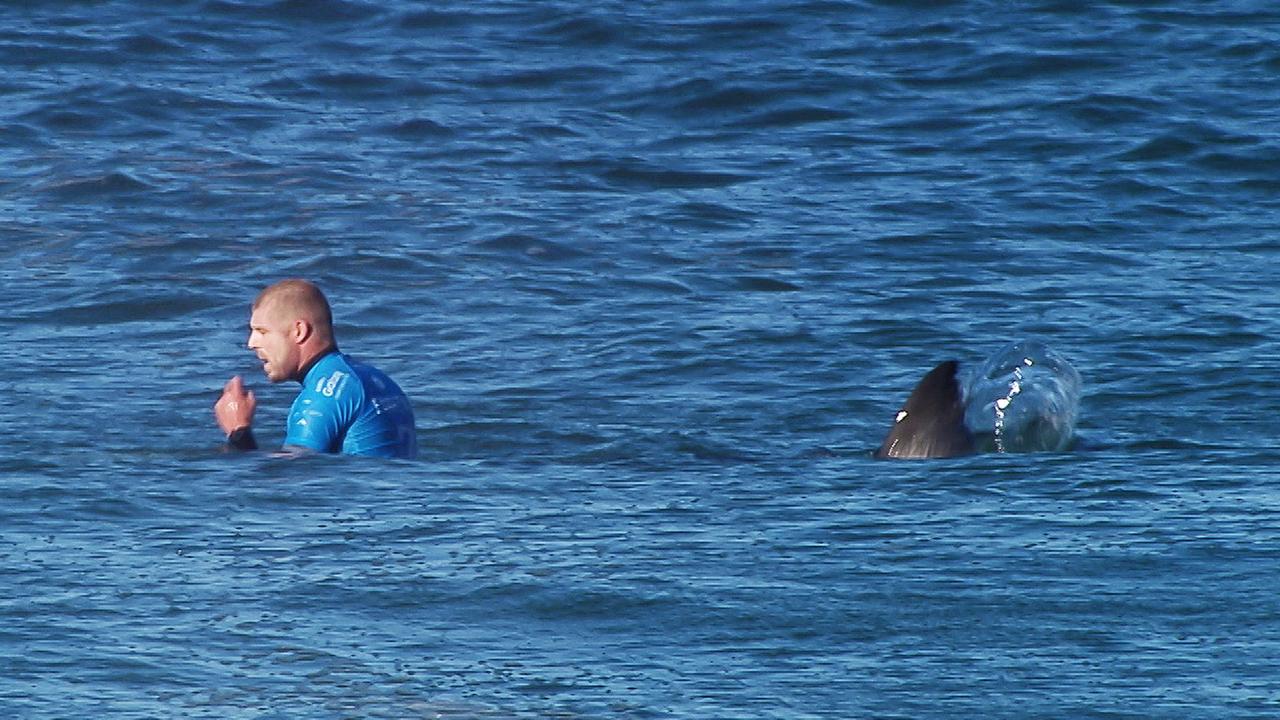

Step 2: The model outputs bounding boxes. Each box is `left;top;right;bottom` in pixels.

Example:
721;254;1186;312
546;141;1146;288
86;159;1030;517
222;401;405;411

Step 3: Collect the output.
215;375;258;451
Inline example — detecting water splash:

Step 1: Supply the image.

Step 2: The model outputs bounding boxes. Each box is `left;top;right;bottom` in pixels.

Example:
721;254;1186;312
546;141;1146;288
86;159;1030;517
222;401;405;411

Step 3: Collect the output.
962;340;1082;454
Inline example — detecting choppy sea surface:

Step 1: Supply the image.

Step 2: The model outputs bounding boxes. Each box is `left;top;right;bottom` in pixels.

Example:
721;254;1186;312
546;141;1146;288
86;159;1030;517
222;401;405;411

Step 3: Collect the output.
3;1;1280;717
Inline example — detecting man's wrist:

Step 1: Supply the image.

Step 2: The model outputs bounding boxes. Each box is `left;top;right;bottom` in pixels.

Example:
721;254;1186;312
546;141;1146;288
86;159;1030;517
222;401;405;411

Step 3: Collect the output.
226;426;258;451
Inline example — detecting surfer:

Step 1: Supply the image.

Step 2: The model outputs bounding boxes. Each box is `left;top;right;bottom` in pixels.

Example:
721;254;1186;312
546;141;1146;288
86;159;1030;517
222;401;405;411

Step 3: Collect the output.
213;279;418;459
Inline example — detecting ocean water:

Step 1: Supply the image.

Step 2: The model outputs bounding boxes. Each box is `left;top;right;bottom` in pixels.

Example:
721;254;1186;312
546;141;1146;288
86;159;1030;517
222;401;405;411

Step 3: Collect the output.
3;1;1280;717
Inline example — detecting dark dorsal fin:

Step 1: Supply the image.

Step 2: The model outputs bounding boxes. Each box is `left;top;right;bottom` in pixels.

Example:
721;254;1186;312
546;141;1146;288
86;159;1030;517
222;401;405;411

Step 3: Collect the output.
874;360;974;459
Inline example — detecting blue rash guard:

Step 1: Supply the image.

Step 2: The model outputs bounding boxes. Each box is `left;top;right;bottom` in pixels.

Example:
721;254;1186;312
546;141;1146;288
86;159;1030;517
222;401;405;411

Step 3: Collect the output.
284;351;418;459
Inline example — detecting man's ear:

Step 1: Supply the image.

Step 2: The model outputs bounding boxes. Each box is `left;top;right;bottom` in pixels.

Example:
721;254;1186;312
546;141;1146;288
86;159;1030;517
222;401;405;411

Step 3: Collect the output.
292;319;314;344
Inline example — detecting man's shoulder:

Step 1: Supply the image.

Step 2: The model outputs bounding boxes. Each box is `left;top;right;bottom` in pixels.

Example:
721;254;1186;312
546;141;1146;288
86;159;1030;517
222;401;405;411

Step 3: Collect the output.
301;354;364;405
341;355;407;395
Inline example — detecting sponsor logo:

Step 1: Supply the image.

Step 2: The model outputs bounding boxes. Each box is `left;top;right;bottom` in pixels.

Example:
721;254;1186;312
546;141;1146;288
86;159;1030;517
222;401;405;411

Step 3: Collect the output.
320;371;346;398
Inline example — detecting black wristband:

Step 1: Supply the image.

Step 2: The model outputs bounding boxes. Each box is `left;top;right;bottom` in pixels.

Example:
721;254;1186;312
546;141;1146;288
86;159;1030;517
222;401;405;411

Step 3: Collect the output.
227;427;258;451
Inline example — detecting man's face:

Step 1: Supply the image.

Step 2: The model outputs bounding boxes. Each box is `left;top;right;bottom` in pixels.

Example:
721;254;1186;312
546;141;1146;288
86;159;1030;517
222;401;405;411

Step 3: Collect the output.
247;302;299;383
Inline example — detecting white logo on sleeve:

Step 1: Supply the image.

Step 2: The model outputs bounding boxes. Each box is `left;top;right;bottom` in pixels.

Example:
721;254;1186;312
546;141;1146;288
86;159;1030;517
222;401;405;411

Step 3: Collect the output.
318;371;347;398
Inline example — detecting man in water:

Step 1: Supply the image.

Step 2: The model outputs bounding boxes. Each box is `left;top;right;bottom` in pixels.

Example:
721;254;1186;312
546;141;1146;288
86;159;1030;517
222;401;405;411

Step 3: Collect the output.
214;279;418;459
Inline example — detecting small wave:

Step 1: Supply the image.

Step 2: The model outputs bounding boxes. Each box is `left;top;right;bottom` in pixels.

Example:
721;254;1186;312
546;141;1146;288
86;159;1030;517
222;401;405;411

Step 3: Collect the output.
472;233;589;263
1105;439;1238;457
667;80;773;115
619;78;774;122
598;159;752;190
734;276;803;293
115;33;183;56
901;50;1116;89
310;70;392;91
380;117;454;140
731;105;853;130
0;122;41;145
396;8;476;30
298;68;440;99
474;64;616;91
276;70;437;101
617;275;696;297
668;15;793;49
203;0;382;25
73;496;146;520
1050;92;1163;127
565;429;760;467
1196;148;1280;178
1118;135;1200;163
1095;177;1174;198
42;171;152;199
1069;478;1169;501
20;290;215;326
1232;177;1280;196
531;14;627;48
24;108;108;132
523;584;677;622
654;200;756;232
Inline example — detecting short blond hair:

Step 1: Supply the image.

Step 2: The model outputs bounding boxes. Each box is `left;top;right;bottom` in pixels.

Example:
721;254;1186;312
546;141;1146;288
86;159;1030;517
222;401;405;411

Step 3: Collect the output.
254;279;334;334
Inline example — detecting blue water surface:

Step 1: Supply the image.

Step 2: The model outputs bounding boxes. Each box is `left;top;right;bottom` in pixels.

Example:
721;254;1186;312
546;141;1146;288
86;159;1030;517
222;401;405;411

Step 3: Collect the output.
2;1;1280;717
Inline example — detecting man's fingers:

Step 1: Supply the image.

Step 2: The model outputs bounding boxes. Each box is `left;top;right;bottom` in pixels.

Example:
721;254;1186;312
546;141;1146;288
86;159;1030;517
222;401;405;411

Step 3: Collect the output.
215;375;256;436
